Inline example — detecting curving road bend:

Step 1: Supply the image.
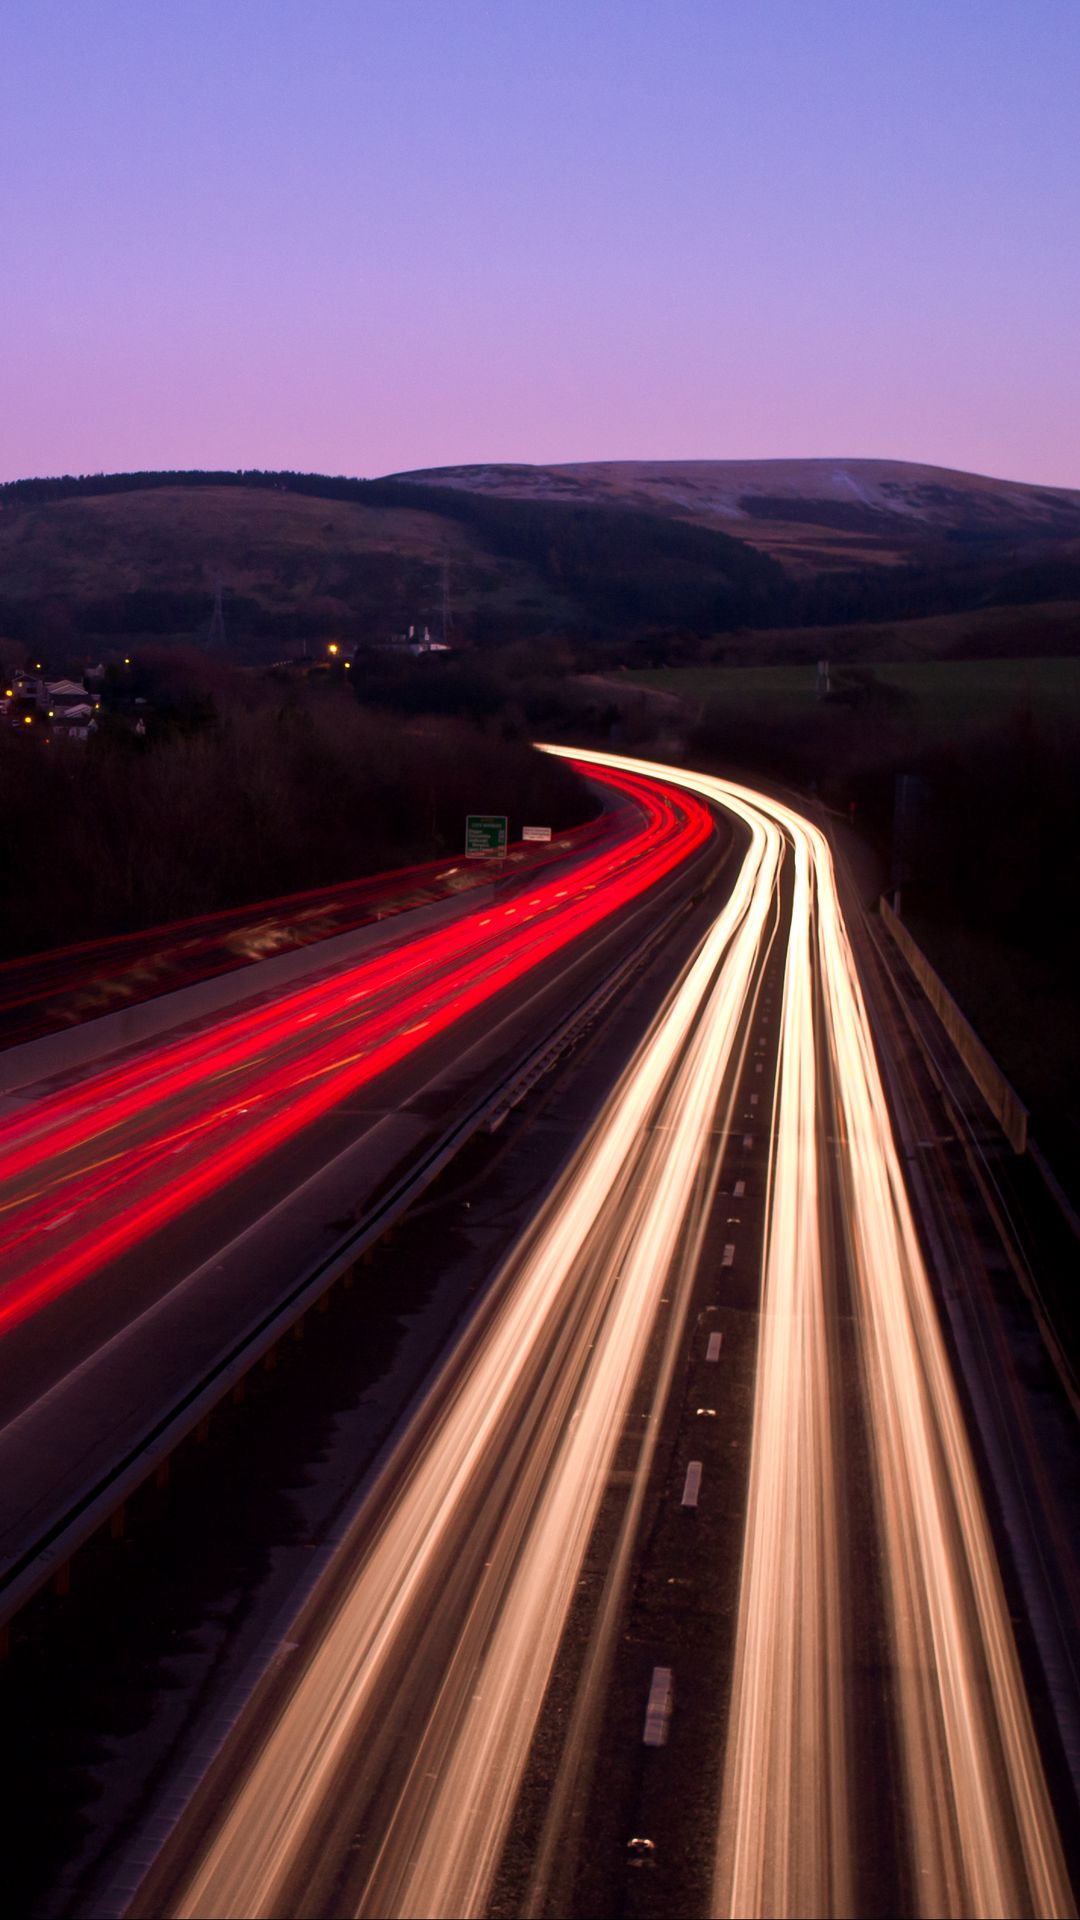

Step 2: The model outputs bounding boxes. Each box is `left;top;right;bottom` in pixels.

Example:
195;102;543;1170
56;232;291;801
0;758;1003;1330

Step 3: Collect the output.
132;750;1072;1920
0;763;706;1350
140;765;780;1919
707;768;1071;1919
0;758;716;1630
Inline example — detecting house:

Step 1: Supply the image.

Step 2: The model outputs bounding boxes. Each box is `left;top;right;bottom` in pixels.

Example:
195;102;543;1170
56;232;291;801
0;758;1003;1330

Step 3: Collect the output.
50;703;96;742
378;624;451;656
10;669;42;706
40;677;91;713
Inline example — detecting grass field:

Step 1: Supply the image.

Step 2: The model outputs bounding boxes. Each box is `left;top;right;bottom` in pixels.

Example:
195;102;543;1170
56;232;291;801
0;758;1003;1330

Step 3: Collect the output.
627;656;1080;734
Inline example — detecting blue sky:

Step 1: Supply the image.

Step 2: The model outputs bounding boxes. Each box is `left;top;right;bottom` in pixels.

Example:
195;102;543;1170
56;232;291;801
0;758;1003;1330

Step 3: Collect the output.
2;0;1078;483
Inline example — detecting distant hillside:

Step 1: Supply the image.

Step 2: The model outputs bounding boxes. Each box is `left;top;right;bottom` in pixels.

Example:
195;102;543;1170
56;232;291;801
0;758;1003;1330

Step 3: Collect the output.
0;478;572;662
0;468;789;658
1;462;1078;664
392;457;1080;573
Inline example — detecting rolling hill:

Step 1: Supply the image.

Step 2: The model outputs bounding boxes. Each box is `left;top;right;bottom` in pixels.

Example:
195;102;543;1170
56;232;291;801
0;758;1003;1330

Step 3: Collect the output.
1;460;1078;664
391;457;1080;573
0;482;577;662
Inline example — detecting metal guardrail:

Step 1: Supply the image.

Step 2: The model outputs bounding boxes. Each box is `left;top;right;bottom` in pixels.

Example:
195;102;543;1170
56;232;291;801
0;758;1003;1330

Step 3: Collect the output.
866;894;1080;1422
878;895;1029;1153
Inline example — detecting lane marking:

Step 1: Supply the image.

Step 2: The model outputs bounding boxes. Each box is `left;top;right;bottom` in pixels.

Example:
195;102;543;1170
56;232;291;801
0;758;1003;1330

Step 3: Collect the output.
706;1331;723;1362
733;1180;745;1198
643;1666;674;1746
721;1243;736;1267
681;1462;702;1508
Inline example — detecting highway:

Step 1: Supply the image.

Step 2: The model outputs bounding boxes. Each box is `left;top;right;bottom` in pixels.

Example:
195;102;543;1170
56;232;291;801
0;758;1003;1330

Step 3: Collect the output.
126;750;1074;1920
0;810;619;1050
0;759;720;1624
710;776;1069;1919
0;761;705;1354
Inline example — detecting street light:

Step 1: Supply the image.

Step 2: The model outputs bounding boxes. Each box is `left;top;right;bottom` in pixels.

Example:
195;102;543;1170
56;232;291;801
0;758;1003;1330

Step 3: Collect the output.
328;643;339;657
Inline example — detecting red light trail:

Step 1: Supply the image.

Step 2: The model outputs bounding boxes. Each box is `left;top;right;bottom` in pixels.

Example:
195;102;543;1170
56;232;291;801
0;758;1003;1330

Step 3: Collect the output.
0;805;620;1045
0;764;711;1335
150;750;1071;1920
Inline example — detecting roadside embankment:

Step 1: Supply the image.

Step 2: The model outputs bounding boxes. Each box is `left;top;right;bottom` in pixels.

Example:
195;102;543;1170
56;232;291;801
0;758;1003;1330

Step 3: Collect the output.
878;894;1028;1152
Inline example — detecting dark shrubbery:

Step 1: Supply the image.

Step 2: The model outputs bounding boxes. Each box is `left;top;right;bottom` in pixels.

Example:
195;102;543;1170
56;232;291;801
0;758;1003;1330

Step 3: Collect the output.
911;706;1080;953
0;696;593;959
351;641;632;743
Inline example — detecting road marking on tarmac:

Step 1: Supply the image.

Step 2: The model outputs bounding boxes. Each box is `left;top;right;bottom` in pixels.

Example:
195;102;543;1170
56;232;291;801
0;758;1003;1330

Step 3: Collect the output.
643;1667;674;1746
681;1462;703;1508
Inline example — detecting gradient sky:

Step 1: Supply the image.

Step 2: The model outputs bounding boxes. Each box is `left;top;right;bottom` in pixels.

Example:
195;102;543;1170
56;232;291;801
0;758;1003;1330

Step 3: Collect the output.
3;0;1078;487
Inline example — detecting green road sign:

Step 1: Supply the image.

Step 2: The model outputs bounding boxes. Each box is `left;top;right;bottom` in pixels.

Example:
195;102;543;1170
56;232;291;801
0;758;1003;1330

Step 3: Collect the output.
465;813;508;858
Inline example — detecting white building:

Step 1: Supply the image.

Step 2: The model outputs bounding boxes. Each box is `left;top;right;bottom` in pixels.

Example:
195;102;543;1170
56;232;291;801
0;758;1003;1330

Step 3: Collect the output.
40;677;91;712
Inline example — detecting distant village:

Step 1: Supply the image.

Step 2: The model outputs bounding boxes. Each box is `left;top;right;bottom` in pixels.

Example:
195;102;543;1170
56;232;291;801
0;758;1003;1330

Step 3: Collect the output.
1;619;454;741
1;664;112;740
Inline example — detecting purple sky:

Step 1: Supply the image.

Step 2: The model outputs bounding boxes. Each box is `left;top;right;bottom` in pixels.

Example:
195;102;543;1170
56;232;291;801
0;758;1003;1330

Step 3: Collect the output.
3;0;1078;487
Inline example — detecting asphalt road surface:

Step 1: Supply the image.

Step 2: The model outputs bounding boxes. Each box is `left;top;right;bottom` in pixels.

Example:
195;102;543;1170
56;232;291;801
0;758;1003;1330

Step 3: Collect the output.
0;812;619;1050
128;751;1074;1920
0;761;717;1597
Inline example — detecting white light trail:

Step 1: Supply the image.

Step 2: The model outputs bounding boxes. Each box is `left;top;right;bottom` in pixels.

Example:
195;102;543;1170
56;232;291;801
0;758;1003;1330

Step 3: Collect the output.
555;752;1070;1920
157;748;1070;1920
715;826;852;1918
167;779;781;1919
815;832;1070;1918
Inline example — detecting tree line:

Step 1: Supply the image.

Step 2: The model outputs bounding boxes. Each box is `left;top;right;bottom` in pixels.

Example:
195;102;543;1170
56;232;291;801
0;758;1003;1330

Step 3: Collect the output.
0;692;591;960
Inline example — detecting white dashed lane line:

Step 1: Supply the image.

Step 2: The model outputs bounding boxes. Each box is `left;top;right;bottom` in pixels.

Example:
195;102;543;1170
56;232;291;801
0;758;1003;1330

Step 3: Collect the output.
681;1462;703;1508
643;1666;674;1747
